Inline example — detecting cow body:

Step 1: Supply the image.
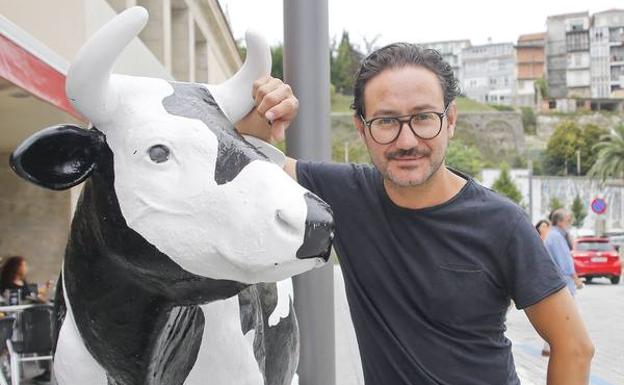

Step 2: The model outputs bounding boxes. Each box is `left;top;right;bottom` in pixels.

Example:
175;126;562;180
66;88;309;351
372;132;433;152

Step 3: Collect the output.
10;7;333;385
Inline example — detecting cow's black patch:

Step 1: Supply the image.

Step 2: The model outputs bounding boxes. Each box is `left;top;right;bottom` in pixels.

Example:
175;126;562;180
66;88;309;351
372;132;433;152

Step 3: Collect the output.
162;82;269;185
237;283;298;385
63;132;248;385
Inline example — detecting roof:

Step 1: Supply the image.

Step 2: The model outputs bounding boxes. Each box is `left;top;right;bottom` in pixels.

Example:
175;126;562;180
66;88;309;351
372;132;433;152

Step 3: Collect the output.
547;11;589;20
518;32;546;42
593;8;624;15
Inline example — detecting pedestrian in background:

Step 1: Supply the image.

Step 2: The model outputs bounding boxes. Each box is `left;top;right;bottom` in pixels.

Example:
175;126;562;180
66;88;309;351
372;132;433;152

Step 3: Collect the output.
543;209;584;356
535;219;551;241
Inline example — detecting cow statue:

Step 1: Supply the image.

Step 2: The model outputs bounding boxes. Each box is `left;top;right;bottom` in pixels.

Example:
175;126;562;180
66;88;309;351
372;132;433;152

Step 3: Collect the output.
9;7;334;385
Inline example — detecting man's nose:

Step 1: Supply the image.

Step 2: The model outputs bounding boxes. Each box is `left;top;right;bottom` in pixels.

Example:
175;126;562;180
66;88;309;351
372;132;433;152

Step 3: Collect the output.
394;121;421;149
296;193;335;261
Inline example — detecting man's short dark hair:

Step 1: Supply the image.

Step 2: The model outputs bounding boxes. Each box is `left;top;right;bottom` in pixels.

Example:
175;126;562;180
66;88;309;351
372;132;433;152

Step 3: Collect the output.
351;43;460;118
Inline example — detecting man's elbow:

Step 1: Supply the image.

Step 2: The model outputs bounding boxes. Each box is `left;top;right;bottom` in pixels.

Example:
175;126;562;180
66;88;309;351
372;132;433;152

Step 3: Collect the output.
554;336;595;363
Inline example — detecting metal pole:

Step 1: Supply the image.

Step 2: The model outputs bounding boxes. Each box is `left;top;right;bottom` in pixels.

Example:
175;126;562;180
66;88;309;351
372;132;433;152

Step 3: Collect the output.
528;159;533;223
283;1;335;385
577;150;581;175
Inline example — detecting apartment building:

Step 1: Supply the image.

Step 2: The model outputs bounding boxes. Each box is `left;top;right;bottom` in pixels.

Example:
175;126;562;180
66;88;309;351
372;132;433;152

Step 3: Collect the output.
462;42;516;105
515;33;545;107
418;39;471;84
591;9;624;98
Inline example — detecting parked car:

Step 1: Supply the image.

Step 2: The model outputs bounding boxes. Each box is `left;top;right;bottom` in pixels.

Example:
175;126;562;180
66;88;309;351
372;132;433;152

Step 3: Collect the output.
572;237;622;284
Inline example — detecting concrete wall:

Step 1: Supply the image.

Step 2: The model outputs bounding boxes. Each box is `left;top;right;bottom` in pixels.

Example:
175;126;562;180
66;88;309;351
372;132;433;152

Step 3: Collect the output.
0;152;70;285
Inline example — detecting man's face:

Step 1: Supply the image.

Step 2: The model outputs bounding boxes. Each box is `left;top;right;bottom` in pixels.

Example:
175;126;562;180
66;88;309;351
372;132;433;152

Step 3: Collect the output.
354;65;456;187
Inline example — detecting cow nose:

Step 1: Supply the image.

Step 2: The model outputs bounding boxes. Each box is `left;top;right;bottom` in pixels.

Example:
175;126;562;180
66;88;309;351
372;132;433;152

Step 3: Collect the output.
296;192;334;262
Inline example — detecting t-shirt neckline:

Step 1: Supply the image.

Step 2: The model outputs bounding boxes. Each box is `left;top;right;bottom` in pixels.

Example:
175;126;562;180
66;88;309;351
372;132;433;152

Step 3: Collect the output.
376;167;474;214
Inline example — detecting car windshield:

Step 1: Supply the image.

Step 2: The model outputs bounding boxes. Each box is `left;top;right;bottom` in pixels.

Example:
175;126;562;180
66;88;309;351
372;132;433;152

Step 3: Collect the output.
576;241;614;251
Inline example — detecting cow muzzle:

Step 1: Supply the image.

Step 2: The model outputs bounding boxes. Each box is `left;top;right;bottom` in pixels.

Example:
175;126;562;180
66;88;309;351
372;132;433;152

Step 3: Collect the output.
294;193;334;262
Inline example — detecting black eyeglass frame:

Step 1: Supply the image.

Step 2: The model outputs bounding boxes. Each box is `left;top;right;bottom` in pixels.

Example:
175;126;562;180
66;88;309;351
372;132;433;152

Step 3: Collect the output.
360;103;451;144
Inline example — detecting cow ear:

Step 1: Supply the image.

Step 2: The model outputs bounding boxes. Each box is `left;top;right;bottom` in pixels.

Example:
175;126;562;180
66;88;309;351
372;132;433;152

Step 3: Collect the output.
10;124;104;190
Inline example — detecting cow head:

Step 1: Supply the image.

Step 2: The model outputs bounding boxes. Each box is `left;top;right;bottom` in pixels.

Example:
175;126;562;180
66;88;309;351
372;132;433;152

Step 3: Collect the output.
10;7;334;285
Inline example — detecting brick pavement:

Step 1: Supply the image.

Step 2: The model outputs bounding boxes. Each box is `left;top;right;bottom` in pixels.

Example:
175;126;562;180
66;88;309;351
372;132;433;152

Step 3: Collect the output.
335;266;624;385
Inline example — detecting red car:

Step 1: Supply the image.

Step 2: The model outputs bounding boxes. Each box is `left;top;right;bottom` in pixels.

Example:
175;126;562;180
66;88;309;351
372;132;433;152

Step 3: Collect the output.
572;237;622;284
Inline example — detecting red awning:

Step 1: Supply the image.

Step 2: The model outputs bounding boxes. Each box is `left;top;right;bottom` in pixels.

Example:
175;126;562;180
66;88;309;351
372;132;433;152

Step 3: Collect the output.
0;21;83;120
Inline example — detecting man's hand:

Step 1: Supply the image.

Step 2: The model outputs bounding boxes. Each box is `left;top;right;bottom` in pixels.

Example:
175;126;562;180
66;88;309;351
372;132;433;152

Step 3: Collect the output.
235;75;299;143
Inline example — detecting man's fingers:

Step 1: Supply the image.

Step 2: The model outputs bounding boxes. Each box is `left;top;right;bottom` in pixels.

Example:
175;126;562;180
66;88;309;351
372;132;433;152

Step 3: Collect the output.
254;77;285;110
252;75;272;98
264;97;298;123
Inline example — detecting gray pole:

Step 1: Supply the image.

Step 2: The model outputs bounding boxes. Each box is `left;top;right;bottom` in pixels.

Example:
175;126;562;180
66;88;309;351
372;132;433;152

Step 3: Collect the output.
283;1;335;385
528;159;533;223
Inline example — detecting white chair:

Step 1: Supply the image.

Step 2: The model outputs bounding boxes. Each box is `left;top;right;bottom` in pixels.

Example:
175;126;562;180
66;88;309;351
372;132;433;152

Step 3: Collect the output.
6;306;53;385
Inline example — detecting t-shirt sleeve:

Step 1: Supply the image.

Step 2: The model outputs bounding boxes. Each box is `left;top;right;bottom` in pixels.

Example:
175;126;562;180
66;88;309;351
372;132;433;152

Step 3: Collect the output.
296;160;356;207
504;210;567;309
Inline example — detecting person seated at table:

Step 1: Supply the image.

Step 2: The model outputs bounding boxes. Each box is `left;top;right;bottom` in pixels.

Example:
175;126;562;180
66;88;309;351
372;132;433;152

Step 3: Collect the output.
0;256;51;303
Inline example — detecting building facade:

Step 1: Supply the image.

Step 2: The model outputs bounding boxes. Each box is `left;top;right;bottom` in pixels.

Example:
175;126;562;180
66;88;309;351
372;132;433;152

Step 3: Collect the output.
418;39;471;85
462;42;516;105
591;9;624;98
515;32;545;107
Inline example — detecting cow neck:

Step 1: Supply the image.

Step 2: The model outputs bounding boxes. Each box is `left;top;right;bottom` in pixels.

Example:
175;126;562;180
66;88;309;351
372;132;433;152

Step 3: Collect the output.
63;139;247;385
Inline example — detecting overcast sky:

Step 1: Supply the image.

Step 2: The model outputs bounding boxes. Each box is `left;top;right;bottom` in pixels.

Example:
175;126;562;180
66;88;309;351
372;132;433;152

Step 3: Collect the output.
218;0;622;49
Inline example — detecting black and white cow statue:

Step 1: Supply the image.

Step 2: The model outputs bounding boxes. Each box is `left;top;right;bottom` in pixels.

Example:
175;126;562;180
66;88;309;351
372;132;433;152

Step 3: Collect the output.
9;7;334;385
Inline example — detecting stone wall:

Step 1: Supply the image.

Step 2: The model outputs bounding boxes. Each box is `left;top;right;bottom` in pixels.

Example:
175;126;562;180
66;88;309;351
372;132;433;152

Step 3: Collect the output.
454;111;526;162
0;152;70;286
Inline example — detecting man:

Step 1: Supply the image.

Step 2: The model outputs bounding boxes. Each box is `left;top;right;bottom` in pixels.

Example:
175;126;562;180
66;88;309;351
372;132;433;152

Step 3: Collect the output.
545;209;584;296
541;208;584;358
238;43;594;384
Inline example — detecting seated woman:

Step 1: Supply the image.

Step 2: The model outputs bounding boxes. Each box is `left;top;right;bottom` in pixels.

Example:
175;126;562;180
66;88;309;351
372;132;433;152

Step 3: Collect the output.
0;256;50;303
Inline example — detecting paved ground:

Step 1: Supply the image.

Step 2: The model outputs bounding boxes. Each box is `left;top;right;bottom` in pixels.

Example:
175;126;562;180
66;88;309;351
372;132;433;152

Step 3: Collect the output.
334;266;624;385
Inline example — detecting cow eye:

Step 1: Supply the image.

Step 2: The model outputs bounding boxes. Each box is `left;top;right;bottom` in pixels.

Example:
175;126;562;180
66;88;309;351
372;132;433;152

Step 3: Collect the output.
148;145;170;163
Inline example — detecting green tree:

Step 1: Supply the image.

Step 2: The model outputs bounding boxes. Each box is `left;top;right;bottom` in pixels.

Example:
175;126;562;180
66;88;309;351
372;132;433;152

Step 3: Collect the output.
534;77;548;98
492;164;523;204
331;31;363;94
544;121;608;176
571;195;587;227
549;196;563;213
588;124;624;182
521;107;537;135
446;139;484;177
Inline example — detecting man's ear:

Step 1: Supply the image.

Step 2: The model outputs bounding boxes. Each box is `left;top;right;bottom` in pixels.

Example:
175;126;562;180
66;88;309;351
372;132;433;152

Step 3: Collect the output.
353;115;366;142
10;124;104;190
446;102;458;139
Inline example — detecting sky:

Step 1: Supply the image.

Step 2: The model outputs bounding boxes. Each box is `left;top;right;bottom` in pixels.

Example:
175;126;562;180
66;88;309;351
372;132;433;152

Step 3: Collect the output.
218;0;622;50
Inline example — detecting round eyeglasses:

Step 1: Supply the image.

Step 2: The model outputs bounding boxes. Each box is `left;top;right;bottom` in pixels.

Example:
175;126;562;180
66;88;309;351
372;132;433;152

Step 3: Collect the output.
360;104;450;145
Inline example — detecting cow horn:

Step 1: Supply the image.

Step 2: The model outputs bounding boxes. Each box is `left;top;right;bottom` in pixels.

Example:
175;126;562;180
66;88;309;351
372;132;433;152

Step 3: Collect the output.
206;30;272;123
66;7;148;125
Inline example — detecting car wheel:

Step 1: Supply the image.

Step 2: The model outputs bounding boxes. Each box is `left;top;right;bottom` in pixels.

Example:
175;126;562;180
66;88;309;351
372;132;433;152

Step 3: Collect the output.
584;277;593;284
611;276;620;285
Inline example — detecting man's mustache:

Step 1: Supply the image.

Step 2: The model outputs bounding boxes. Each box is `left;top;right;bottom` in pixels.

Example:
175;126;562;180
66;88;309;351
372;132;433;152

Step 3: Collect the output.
386;148;431;160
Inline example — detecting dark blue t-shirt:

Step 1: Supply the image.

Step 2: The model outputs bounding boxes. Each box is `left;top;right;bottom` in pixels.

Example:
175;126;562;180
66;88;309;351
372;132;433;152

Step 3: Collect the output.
296;161;566;385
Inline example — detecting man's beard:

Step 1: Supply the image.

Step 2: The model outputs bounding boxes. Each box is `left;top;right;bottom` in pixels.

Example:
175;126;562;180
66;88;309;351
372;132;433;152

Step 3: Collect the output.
376;147;444;188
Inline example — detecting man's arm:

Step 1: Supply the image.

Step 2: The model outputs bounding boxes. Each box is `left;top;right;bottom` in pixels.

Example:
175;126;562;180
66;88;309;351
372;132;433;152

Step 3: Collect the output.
236;75;298;180
524;288;594;385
